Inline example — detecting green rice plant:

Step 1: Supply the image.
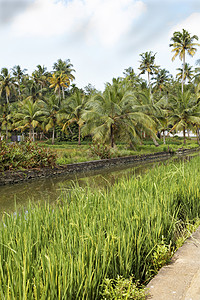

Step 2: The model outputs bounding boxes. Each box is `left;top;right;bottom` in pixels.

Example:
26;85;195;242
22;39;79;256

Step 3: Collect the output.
0;156;200;298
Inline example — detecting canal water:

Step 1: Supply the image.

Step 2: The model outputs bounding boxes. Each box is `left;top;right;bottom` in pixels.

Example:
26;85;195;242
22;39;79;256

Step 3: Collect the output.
0;153;197;214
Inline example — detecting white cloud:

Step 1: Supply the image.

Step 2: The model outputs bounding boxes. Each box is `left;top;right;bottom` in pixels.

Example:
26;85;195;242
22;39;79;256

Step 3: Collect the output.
169;12;200;39
11;0;146;46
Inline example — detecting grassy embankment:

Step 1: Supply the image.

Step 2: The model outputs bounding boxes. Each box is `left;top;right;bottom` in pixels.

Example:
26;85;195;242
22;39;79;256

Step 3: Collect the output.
0;155;200;298
40;137;199;165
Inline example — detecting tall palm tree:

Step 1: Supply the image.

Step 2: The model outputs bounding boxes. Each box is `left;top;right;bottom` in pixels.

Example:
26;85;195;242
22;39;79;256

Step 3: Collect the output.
40;95;60;144
123;67;142;89
169;29;200;93
59;88;87;145
23;80;45;103
193;59;200;85
138;51;159;91
0;68;17;104
32;65;49;89
53;59;75;82
152;68;172;94
137;89;163;145
11;65;27;96
14;99;43;141
168;89;200;144
0;104;12;140
176;63;194;84
49;72;70;102
82;78;156;147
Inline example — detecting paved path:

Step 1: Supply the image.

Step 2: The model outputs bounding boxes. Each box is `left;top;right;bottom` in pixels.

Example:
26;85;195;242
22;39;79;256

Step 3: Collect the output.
146;226;200;300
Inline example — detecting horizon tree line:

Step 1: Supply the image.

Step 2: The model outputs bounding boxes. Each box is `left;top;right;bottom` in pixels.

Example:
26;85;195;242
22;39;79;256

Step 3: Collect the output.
1;29;200;146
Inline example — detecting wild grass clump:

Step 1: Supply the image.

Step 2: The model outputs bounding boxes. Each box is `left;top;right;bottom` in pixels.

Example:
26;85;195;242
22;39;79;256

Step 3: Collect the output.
0;156;200;298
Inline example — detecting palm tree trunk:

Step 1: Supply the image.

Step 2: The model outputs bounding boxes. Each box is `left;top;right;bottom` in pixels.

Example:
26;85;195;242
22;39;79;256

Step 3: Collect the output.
196;128;200;145
32;127;35;141
6;93;9;104
148;71;151;93
152;136;159;146
52;125;55;145
111;125;114;148
18;80;21;96
163;130;166;145
78;125;81;145
182;52;185;93
58;88;61;106
5;124;8;140
183;126;186;144
62;86;65;99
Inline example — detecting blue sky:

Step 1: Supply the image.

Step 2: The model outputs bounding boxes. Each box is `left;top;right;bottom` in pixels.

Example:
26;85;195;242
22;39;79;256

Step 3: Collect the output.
0;0;200;90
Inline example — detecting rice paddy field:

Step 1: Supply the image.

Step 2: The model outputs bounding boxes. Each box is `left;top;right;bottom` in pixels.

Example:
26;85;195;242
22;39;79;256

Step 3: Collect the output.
0;155;200;299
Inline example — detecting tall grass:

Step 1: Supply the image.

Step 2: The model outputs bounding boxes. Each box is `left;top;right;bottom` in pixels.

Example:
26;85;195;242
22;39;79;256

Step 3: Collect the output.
0;157;200;299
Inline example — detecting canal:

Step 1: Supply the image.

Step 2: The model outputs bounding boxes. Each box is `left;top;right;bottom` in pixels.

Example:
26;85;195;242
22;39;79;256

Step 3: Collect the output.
0;153;198;214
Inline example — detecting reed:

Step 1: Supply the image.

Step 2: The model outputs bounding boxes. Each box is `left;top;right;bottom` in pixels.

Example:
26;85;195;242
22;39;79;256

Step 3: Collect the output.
0;156;200;299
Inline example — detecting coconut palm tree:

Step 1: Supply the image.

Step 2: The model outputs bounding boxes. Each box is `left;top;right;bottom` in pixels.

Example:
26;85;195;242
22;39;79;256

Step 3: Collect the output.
168;89;200;144
14;99;44;141
0;68;17;104
32;65;49;89
53;59;75;82
136;89;163;145
82;78;156;147
123;67;143;89
23;80;45;103
138;51;159;91
0;104;12;140
193;59;200;85
169;29;200;93
49;72;70;102
152;68;172;94
11;65;27;96
40;95;60;144
59;88;87;145
176;63;194;84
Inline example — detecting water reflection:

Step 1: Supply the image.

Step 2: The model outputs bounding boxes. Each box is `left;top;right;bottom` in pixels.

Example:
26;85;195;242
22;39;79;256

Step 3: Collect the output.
0;153;198;214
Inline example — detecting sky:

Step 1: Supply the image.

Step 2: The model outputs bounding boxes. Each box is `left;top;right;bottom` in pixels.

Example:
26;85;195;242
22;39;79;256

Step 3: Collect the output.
0;0;200;91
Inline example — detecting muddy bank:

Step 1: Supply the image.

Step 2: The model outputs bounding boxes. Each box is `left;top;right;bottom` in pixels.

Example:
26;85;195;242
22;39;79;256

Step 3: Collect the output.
0;147;199;186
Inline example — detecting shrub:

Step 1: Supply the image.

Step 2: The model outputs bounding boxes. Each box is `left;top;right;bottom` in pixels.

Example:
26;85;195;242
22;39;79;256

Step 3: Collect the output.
101;276;146;299
89;142;113;159
0;141;56;171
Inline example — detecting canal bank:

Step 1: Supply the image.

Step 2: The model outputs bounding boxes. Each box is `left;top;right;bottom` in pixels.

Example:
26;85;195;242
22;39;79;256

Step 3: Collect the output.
0;147;199;186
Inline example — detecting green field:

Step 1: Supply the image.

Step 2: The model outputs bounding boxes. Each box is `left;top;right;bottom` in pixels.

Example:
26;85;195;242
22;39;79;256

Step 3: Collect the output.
39;137;199;165
0;155;200;298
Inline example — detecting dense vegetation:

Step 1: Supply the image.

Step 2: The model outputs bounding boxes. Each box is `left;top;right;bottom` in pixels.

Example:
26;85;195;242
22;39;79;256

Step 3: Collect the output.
0;141;56;171
1;29;200;149
41;138;198;165
0;156;200;298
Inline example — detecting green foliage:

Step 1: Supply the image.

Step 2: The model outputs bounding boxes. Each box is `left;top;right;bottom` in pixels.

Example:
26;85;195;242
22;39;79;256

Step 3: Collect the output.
0;157;200;297
152;237;173;273
101;276;146;300
0;141;56;170
39;139;200;165
89;141;113;159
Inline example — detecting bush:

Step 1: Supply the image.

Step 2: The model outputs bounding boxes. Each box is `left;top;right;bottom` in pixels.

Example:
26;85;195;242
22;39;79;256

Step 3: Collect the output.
102;276;146;299
89;142;113;159
0;141;57;171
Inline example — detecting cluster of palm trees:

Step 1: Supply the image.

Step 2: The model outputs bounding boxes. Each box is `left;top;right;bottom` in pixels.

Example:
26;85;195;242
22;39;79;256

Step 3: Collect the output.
1;29;200;146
